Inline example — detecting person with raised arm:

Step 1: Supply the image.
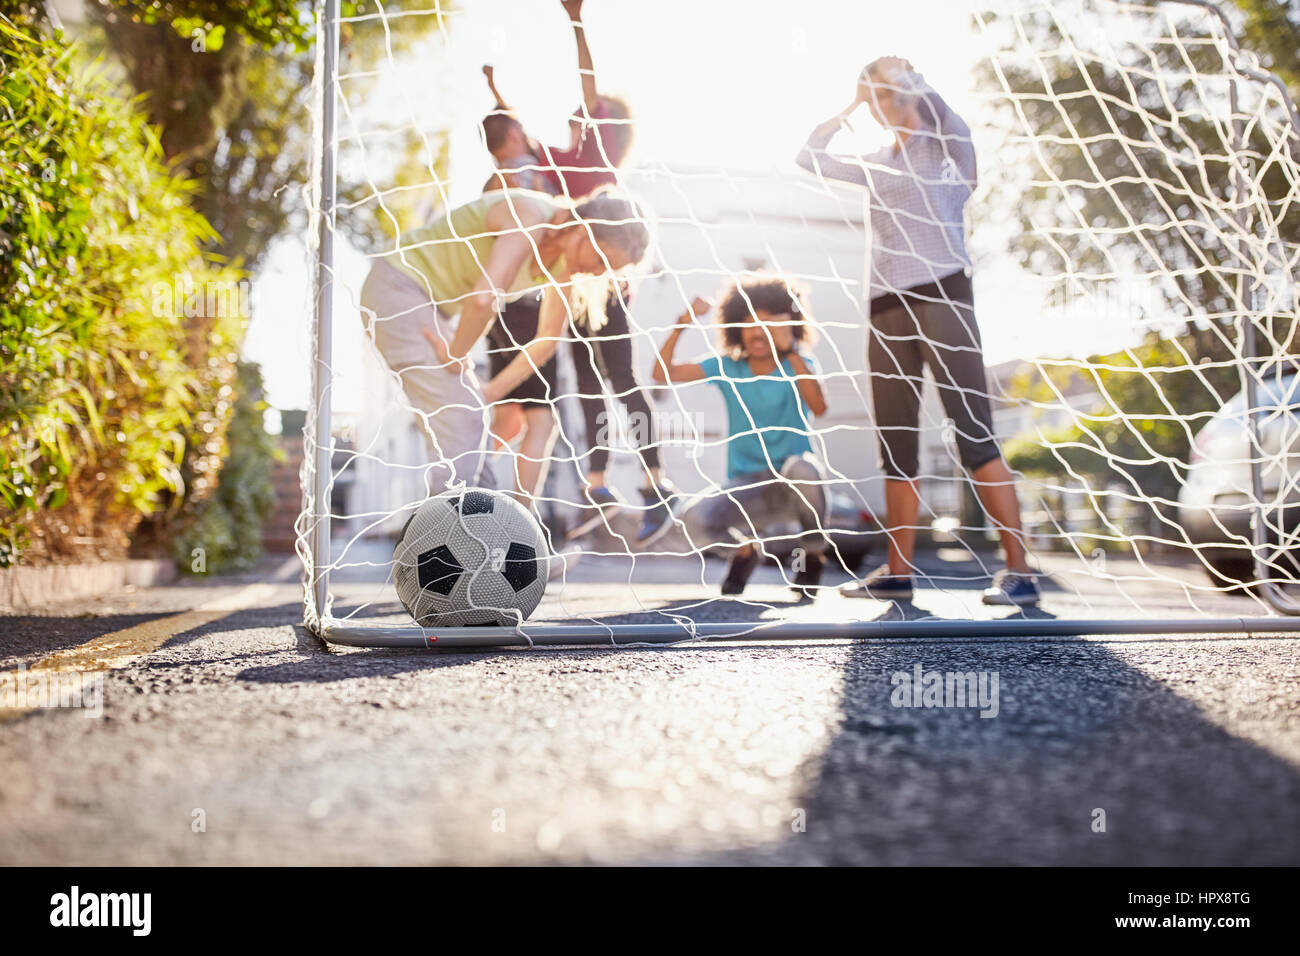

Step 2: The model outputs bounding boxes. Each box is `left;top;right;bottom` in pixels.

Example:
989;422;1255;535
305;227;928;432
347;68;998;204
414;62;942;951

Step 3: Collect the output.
481;0;675;546
797;56;1039;607
653;278;831;599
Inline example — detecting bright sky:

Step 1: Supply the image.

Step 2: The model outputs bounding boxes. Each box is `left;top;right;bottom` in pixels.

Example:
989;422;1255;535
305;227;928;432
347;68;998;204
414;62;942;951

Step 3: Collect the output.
245;0;1098;416
438;0;979;189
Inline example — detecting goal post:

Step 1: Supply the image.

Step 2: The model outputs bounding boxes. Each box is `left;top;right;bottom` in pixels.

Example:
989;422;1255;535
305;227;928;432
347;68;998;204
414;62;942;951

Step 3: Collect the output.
1191;0;1300;618
301;0;1300;647
302;0;341;633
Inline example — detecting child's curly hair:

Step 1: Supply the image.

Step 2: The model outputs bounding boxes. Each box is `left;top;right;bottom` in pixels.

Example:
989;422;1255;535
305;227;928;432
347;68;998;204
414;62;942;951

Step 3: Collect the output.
716;275;817;358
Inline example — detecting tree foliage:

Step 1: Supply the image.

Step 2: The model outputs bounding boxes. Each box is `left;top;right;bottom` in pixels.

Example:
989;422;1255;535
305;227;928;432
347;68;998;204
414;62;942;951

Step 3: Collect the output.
1004;334;1242;507
0;14;242;566
169;361;280;573
977;0;1300;522
1;2;450;568
91;0;451;271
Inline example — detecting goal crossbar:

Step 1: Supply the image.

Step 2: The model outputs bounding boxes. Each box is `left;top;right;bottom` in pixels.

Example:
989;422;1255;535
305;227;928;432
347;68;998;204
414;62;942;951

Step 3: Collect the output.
318;616;1300;649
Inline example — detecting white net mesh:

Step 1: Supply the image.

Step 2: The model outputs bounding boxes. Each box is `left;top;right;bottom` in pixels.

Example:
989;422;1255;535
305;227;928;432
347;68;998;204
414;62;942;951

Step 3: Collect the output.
300;0;1300;641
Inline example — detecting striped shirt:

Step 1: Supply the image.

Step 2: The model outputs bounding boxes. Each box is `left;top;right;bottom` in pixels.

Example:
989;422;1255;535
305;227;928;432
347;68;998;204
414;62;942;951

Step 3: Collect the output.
796;73;977;307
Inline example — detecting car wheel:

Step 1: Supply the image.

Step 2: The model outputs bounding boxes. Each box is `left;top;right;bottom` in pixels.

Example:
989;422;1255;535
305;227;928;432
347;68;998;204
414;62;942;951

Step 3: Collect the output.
1203;556;1254;589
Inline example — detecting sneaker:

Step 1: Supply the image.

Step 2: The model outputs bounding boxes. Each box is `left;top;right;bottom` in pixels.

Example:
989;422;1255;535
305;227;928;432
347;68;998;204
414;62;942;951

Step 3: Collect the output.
791;551;825;600
844;564;914;601
982;569;1041;606
636;482;677;546
720;547;760;596
567;486;627;541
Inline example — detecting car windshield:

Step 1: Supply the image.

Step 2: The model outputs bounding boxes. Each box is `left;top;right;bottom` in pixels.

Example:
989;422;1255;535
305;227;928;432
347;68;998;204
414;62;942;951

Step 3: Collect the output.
1221;372;1300;415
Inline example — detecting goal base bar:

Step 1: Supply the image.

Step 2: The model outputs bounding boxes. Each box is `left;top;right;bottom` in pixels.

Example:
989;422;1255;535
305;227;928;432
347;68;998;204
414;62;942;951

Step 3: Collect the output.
315;617;1300;648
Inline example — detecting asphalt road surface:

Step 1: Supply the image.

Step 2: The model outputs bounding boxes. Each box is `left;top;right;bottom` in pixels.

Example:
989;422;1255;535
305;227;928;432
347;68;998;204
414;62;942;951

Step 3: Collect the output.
2;546;1299;865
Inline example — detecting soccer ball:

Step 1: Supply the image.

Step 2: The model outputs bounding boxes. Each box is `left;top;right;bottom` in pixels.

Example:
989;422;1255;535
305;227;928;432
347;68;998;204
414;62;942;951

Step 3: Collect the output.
393;488;549;627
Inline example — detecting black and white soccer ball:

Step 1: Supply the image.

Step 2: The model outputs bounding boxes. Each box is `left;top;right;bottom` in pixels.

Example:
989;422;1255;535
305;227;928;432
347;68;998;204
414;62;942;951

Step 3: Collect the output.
393;488;549;627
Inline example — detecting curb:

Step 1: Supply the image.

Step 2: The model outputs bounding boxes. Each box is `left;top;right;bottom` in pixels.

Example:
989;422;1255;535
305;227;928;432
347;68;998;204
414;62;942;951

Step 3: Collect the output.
0;559;178;613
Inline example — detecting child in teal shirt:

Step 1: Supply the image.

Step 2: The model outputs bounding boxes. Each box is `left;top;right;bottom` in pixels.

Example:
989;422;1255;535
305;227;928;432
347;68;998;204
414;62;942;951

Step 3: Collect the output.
653;276;831;597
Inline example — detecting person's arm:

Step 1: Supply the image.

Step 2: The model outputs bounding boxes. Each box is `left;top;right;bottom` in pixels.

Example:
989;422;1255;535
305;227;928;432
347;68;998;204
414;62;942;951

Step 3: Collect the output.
482;285;567;404
795;105;871;188
783;351;827;417
651;298;712;384
911;74;969;140
482;64;511;112
562;0;599;115
872;56;971;141
767;322;827;417
445;198;550;360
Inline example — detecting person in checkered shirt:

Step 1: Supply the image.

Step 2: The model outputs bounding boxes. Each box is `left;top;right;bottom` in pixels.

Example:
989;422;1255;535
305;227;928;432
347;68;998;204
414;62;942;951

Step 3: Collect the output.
797;56;1039;607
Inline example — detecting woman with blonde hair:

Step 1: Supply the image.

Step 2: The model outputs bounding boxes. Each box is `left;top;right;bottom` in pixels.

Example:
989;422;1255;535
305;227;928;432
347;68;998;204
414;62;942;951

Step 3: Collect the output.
360;187;650;502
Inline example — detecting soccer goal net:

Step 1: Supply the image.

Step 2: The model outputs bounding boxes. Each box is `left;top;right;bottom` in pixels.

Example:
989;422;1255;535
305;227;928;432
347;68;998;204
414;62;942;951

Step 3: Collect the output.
299;0;1300;647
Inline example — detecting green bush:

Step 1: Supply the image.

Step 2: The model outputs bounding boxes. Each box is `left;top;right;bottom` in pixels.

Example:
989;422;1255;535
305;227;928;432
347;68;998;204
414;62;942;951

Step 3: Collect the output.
169;361;280;574
0;15;242;566
1004;334;1242;518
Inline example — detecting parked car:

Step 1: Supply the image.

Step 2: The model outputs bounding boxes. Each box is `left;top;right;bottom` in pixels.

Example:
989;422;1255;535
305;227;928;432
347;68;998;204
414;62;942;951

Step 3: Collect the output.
1178;368;1300;585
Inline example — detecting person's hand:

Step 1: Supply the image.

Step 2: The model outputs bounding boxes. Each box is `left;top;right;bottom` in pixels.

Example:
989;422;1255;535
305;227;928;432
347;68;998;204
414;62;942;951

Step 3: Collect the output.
421;324;471;378
861;55;914;90
677;296;712;325
482;64;494;82
768;320;795;355
481;374;506;406
561;0;584;20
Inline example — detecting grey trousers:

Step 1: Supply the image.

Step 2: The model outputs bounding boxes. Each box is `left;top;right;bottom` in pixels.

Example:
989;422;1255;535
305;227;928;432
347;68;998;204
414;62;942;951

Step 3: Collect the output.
680;453;830;554
359;260;495;492
868;269;1000;480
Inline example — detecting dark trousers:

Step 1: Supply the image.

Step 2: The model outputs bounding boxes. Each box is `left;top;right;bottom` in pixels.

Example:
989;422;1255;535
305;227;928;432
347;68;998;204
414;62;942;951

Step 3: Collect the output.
868;270;1000;480
569;292;660;477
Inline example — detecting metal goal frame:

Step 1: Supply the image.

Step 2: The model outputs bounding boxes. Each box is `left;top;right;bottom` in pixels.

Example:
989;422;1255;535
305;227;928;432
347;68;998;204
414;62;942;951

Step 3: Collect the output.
301;0;1300;648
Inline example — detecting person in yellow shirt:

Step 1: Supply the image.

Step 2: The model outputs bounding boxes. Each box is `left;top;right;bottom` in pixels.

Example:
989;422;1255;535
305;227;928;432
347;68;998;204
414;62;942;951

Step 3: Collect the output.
360;187;650;496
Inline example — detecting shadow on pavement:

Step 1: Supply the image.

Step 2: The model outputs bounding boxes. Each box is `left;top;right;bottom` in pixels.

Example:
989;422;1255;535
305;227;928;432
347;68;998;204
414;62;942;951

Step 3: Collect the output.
670;637;1300;865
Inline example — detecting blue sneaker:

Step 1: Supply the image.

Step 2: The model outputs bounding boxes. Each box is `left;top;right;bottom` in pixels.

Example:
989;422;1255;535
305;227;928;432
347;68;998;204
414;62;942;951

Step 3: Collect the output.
567;486;626;541
982;569;1041;606
845;564;914;601
636;483;677;546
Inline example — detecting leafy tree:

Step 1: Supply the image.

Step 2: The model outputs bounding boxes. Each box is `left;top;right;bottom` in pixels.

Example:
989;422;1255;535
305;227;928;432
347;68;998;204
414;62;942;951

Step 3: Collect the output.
1236;0;1300;93
976;1;1300;532
90;0;451;270
976;0;1298;317
1004;335;1242;508
2;2;451;568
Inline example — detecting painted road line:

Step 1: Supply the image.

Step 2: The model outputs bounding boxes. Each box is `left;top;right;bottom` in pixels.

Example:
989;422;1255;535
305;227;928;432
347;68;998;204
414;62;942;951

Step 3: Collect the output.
0;581;289;720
